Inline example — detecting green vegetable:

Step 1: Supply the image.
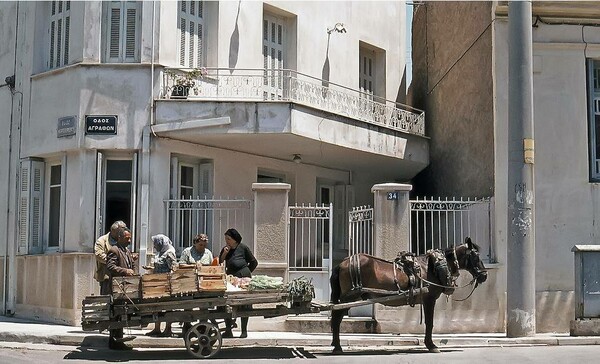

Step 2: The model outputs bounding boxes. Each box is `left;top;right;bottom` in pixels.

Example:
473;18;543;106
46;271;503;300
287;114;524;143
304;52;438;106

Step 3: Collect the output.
248;275;284;290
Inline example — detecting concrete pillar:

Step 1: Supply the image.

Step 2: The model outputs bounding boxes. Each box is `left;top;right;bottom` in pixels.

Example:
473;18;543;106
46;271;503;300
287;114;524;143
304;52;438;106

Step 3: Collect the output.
507;0;536;337
252;183;290;280
371;183;412;260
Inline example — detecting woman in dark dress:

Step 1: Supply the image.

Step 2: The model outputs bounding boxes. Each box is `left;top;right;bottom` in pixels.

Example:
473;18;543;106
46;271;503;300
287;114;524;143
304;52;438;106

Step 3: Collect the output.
219;228;258;338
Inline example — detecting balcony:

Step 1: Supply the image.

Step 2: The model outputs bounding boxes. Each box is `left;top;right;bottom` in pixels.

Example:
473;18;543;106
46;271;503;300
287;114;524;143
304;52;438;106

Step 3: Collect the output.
154;67;428;181
159;68;425;137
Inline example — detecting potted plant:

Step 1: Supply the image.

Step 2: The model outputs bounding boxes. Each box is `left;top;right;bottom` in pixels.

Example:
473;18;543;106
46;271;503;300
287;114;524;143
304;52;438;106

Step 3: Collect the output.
167;68;207;99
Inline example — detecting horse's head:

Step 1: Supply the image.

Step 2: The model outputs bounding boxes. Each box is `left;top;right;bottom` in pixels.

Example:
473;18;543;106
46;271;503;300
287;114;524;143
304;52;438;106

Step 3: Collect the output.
455;237;487;284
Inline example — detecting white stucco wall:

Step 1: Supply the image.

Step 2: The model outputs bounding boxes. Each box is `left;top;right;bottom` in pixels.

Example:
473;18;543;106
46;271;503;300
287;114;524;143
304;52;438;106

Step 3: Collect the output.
1;0;412;323
494;19;600;331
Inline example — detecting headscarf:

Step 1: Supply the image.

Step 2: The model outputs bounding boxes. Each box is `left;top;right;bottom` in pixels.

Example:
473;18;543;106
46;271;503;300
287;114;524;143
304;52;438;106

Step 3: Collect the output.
224;228;242;244
152;234;176;257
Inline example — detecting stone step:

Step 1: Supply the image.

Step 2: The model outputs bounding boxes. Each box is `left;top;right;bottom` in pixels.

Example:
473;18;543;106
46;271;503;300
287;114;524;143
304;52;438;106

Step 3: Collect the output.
285;315;378;333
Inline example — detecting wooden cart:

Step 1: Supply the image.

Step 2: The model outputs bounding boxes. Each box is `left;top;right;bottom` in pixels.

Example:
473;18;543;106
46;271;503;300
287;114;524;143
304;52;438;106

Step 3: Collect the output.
81;279;315;358
82;271;427;359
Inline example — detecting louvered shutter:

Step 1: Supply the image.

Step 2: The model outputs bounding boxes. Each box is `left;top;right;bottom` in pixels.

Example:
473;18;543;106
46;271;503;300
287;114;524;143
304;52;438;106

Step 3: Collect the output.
262;14;285;100
124;1;138;62
106;1;139;63
18;163;30;254
108;2;121;62
19;160;45;255
30;162;44;254
178;1;205;68
48;1;70;70
199;163;213;198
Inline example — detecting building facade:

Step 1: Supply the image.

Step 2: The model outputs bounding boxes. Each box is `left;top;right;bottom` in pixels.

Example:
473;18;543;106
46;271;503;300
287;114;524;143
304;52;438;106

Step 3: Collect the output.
411;1;600;333
0;1;428;325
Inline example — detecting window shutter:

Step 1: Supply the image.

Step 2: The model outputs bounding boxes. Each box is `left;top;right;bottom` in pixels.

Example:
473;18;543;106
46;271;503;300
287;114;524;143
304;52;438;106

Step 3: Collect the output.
56;19;62;68
48;1;70;70
109;5;121;61
262;14;286;99
30;163;44;254
95;152;105;238
179;18;186;66
124;3;138;61
199;163;213;198
50;21;56;68
64;16;70;65
178;1;205;67
19;160;45;255
18;163;30;254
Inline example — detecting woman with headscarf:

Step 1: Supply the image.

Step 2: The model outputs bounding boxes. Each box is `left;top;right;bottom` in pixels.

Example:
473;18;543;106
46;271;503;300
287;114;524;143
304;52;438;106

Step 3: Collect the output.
145;234;177;337
219;228;258;338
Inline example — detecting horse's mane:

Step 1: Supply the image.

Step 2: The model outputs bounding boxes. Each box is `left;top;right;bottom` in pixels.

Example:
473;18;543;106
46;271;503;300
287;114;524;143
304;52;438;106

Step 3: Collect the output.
348;241;477;265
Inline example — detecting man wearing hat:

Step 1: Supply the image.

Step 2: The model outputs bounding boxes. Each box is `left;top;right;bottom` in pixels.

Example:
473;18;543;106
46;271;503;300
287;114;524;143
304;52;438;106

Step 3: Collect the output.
180;233;214;267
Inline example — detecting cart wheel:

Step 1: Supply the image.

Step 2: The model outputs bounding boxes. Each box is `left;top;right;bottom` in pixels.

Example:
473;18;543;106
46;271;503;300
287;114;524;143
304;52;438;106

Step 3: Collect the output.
184;321;222;359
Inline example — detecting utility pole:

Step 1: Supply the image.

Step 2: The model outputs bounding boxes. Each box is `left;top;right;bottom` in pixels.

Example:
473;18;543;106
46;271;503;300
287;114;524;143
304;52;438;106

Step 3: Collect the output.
507;1;536;337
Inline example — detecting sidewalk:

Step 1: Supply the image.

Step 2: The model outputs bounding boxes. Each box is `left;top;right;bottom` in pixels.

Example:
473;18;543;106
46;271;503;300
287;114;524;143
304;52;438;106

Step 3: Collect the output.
0;315;599;351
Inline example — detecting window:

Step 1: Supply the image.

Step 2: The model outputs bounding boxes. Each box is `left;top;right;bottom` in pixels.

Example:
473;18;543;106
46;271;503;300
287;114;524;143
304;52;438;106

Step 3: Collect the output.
263;13;286;99
47;165;62;248
169;156;213;253
359;47;375;98
178;1;205;68
104;1;141;63
96;154;137;250
588;60;600;181
104;160;134;231
49;0;71;69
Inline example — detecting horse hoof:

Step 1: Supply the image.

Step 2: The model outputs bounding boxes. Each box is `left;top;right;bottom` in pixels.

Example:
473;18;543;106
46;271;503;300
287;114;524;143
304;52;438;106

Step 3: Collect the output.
428;347;441;353
332;347;343;355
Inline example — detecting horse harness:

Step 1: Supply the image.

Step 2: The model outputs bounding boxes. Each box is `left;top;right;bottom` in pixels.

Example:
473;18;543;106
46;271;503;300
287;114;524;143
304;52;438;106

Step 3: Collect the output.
346;249;457;308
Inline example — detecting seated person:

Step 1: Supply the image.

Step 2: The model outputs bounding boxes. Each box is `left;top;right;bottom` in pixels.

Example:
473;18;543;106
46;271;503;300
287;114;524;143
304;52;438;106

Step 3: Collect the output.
178;233;214;335
179;234;214;268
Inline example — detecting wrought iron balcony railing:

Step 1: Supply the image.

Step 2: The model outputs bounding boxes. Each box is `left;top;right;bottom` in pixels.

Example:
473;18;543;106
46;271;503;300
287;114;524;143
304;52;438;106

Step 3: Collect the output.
160;67;425;136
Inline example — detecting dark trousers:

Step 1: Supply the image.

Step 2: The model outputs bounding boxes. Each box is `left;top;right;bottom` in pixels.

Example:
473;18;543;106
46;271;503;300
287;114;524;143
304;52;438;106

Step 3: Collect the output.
109;328;124;343
100;280;111;295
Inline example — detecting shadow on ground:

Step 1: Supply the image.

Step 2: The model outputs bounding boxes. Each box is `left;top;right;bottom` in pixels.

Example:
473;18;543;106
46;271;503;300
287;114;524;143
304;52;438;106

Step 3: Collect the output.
64;346;317;361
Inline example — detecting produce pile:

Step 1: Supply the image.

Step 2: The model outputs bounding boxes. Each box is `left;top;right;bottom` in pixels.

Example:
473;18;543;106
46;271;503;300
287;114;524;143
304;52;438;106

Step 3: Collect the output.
247;275;284;290
285;276;315;299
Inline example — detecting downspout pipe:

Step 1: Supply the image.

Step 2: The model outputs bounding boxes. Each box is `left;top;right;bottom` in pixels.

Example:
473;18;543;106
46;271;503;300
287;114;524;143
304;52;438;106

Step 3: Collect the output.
4;1;20;316
138;0;157;270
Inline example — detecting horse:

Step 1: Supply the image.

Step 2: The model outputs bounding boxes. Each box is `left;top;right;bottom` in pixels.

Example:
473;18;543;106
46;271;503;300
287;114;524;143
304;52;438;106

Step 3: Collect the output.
329;237;488;353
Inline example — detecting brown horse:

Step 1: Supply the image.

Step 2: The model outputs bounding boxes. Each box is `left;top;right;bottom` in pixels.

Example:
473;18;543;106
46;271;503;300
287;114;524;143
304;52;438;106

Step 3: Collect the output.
329;237;488;353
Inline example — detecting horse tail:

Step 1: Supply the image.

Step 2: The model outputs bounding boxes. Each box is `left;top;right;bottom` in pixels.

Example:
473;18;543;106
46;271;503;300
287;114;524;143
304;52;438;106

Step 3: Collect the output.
330;264;341;304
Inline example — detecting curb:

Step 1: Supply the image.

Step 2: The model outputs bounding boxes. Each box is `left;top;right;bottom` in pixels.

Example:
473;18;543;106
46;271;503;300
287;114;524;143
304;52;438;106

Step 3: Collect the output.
1;332;600;350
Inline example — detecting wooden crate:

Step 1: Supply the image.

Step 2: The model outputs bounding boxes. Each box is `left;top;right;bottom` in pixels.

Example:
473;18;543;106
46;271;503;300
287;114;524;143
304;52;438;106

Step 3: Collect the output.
197;265;226;292
81;295;111;329
197;265;225;276
198;276;226;291
142;272;171;299
170;268;198;295
112;276;141;300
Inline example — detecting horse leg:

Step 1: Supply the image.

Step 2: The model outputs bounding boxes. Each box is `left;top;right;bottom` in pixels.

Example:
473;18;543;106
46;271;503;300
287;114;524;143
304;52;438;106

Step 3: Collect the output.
423;296;440;353
330;308;346;354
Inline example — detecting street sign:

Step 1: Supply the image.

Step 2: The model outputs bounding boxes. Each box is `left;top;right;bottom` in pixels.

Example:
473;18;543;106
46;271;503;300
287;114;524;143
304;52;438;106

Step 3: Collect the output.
57;115;77;138
85;115;117;135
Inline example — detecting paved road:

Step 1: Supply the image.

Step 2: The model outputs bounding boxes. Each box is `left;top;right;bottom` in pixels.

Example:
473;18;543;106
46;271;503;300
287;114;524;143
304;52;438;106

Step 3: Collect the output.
0;341;598;364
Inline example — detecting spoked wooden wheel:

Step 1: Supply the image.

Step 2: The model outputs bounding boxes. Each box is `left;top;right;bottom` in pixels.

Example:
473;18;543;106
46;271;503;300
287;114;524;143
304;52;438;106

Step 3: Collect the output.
184;321;222;359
